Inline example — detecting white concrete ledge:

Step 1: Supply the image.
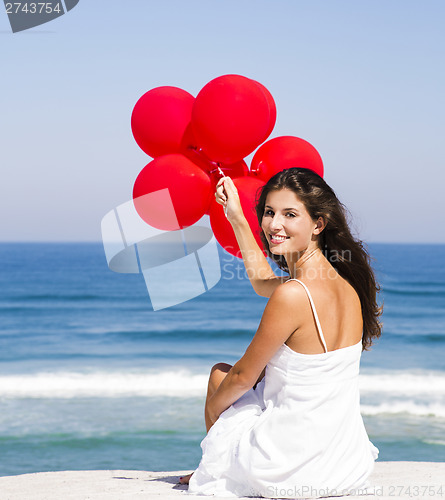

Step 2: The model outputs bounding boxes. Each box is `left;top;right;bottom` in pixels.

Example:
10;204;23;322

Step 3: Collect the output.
0;462;444;499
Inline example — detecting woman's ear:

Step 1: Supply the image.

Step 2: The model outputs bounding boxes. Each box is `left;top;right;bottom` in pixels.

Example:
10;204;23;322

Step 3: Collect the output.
313;216;326;235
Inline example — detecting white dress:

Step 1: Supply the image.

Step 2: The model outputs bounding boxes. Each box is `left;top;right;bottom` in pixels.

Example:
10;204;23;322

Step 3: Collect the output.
188;279;379;499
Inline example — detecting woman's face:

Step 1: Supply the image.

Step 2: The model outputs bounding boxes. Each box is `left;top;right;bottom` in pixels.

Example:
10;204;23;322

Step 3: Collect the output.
261;189;318;256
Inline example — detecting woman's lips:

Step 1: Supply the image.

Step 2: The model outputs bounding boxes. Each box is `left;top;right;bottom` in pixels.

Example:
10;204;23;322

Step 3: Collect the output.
270;234;289;245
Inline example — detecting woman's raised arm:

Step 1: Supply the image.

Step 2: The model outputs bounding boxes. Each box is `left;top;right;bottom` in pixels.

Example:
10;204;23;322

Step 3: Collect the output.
215;176;289;297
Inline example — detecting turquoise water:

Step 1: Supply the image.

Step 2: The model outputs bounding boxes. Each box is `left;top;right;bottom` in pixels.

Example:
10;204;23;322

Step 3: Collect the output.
0;242;444;476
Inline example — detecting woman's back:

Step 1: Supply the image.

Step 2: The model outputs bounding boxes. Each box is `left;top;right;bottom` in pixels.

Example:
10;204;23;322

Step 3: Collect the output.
285;264;364;355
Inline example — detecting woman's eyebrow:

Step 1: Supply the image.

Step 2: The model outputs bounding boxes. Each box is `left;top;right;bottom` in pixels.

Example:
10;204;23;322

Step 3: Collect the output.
265;204;299;211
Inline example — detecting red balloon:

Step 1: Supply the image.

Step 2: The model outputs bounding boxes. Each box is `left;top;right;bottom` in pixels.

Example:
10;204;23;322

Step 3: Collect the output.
180;127;214;174
180;123;199;153
133;154;212;230
209;177;266;258
188;159;249;216
252;79;277;141
191;75;272;164
180;128;249;187
250;136;324;182
219;160;249;180
180;124;249;181
131;87;194;158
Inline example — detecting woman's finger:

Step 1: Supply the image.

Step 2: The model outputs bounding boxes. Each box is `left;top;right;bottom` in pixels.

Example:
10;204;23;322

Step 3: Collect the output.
215;189;226;204
215;177;229;201
216;182;226;196
222;179;239;200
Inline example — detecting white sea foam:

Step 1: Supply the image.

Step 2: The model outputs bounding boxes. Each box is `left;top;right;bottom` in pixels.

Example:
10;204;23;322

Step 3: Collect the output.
359;371;445;396
423;439;445;446
0;370;208;399
361;402;445;418
1;370;445;420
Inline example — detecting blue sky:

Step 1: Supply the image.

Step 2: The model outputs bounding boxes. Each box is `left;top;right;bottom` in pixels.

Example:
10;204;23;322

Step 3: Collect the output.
1;0;444;243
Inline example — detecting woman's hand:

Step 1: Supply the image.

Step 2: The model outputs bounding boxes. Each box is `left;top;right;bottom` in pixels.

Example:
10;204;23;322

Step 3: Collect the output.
215;176;245;225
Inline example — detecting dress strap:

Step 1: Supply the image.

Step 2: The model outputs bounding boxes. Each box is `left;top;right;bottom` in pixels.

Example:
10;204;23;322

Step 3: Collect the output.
286;279;328;353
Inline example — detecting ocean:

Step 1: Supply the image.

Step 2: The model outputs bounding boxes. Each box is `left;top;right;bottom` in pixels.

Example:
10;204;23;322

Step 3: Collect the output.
0;242;444;477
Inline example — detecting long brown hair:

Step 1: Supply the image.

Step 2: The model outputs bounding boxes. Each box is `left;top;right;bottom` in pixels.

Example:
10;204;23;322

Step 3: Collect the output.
255;167;382;350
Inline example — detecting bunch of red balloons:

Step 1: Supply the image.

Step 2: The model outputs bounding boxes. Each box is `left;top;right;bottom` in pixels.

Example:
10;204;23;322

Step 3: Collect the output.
131;74;324;258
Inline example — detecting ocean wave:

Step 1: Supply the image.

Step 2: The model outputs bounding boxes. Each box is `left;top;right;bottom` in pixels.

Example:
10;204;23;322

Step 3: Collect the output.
384;333;445;343
384;280;445;287
106;328;253;340
361;402;445;418
0;294;103;303
381;285;445;297
0;370;208;399
422;439;445;446
360;371;445;396
1;369;445;403
360;371;445;417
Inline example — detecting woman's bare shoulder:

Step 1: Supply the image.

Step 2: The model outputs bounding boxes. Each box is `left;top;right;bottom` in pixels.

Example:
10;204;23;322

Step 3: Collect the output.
273;279;317;312
271;278;309;301
254;275;291;298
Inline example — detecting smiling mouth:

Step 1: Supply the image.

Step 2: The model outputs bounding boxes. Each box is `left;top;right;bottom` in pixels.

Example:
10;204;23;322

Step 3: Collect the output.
270;234;290;244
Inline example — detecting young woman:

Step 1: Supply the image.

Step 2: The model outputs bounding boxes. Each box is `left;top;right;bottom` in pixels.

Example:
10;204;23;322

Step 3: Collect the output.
181;167;381;498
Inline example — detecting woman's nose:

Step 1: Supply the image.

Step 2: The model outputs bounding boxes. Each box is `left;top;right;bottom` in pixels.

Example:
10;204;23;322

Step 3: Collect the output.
269;215;283;231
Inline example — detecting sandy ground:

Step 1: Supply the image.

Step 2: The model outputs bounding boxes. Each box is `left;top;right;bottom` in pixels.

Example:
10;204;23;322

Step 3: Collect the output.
0;462;444;499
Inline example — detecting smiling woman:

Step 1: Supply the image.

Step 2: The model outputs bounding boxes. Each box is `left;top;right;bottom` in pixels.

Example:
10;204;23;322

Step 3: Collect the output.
255;168;382;351
261;189;325;263
182;167;382;498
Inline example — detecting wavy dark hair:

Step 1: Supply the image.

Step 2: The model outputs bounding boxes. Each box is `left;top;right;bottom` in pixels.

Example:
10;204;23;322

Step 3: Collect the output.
255;168;382;350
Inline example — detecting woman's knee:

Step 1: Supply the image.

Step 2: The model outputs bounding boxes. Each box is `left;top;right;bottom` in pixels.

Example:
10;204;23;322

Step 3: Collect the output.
207;362;232;394
210;362;232;376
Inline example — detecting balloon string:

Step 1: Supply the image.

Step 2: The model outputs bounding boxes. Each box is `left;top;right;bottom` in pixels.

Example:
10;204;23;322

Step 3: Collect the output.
207;165;228;218
211;166;228;218
186;147;223;175
185;147;228;217
210;165;226;180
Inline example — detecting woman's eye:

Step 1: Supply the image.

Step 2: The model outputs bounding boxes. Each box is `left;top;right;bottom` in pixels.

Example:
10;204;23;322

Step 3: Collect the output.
286;213;296;217
264;210;274;216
